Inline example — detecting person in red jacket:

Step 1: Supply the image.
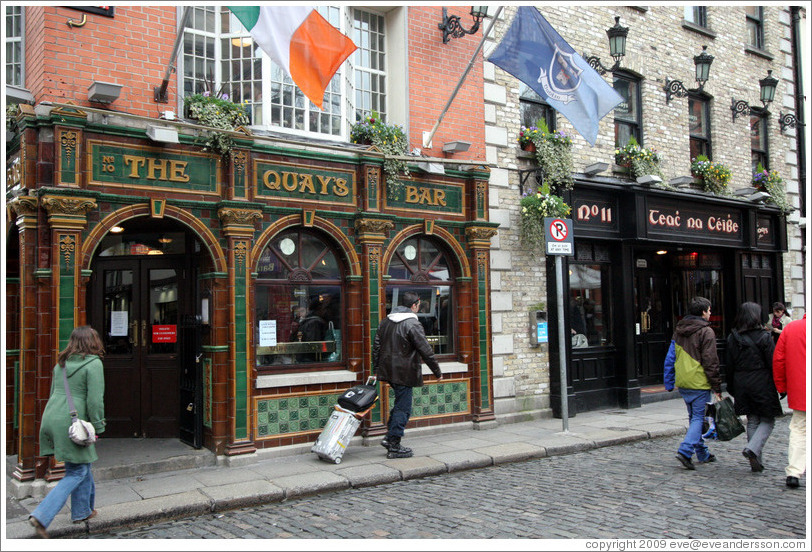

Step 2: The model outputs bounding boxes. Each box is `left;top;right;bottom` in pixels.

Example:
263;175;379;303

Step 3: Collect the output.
772;314;807;488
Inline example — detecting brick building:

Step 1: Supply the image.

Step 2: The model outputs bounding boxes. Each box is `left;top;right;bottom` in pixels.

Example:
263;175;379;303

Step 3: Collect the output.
483;5;807;417
5;5;497;488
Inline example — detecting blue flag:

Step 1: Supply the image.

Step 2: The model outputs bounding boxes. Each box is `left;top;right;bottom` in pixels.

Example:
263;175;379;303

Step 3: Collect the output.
487;6;623;146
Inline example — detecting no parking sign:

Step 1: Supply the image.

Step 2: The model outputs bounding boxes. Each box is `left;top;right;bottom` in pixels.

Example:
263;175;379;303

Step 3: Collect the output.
544;217;574;256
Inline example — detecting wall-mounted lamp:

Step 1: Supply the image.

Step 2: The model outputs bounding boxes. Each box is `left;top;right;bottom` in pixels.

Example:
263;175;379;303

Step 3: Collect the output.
88;81;122;104
442;140;471;154
584;16;629;75
584;162;610;176
664;46;714;104
731;70;778;121
438;6;488;44
779;112;800;133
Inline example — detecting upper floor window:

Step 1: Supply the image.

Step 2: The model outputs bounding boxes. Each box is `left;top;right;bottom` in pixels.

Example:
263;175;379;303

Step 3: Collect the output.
385;237;456;357
684;6;707;27
688;95;711;161
750;109;769;173
5;5;23;86
613;73;641;147
181;6;388;140
255;230;345;368
746;7;765;50
519;83;555;131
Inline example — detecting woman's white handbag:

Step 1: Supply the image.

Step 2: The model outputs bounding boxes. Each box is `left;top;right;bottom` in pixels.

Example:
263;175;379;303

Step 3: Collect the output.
62;367;97;446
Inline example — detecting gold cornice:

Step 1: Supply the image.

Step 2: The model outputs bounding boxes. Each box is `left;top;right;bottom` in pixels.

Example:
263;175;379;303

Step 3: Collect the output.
465;226;498;248
8;196;39;222
40;195;96;230
355;218;393;238
218;207;261;236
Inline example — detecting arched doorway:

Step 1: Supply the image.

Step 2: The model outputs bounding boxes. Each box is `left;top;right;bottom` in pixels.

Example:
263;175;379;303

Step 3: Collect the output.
88;217;205;442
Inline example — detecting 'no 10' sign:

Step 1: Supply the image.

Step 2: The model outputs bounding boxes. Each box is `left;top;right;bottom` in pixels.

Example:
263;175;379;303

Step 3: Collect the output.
544;217;574;256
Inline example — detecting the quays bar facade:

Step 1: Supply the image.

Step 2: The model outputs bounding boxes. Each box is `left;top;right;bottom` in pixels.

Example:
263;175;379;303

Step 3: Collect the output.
5;103;497;482
544;172;787;416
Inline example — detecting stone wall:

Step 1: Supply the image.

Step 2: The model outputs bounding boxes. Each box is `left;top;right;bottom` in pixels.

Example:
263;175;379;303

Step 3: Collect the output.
482;5;806;419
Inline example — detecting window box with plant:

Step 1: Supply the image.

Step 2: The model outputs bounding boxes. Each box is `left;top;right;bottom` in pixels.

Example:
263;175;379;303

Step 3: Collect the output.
690;155;732;195
519;119;574;192
183;90;249;159
519;181;571;251
753;164;792;213
615;136;663;180
350;111;409;200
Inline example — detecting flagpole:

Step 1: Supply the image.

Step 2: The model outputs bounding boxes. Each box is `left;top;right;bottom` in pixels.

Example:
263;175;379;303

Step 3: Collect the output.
154;6;193;103
422;6;504;149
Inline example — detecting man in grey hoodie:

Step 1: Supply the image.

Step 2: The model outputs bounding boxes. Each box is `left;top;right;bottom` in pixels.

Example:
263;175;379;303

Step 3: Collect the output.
372;291;443;458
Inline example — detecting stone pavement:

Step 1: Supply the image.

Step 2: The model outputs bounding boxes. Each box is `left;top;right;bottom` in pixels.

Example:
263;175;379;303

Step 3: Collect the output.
5;398;706;539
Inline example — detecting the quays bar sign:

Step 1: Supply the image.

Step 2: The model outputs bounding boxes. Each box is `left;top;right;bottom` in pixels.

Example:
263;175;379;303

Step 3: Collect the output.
253;160;356;206
645;197;744;246
88;142;220;195
386;179;465;216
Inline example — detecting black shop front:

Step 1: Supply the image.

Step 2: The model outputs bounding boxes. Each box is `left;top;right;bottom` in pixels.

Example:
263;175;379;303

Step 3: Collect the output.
547;175;787;416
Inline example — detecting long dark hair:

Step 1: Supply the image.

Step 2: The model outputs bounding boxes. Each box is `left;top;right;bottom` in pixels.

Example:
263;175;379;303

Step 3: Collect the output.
58;326;105;367
733;302;764;333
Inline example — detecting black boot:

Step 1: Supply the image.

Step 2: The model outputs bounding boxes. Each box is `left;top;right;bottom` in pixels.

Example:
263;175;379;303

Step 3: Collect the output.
386;436;413;459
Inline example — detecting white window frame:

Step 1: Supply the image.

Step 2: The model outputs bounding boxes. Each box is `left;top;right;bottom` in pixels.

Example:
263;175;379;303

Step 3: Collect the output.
5;5;25;87
176;5;400;143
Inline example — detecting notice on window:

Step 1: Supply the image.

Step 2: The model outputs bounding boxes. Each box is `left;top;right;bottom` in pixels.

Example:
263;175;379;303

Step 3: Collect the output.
259;320;277;347
152;325;177;343
110;311;128;337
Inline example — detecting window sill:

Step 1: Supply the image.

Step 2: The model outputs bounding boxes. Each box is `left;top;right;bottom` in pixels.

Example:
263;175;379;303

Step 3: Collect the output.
681;21;716;39
255;361;468;389
744;45;774;61
256;369;358;389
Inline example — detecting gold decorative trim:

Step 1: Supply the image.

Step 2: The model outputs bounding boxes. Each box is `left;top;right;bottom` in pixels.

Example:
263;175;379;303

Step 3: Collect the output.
8;196;38;220
218;207;262;227
465;226;498;247
60;130;78;165
59;234;76;266
355;218;393;235
51;101;87;119
232;150;248;173
41;196;96;217
369;246;382;270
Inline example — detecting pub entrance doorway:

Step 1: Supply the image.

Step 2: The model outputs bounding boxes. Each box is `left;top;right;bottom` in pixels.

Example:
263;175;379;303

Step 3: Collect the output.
633;251;673;387
88;221;203;442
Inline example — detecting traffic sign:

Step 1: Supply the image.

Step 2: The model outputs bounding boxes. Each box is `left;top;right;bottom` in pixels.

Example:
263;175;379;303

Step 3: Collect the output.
544;217;574;256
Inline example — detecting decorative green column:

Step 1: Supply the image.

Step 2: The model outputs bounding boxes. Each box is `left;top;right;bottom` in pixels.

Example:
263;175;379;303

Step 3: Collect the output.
219;206;262;456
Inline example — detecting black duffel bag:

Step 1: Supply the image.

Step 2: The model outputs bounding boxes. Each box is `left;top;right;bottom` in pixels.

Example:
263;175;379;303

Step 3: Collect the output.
337;377;378;413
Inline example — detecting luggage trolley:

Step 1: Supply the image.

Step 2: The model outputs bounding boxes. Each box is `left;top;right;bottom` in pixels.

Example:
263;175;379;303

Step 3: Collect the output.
311;377;378;464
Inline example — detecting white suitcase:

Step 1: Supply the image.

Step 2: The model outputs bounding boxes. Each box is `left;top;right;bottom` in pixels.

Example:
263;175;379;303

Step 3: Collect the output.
311;405;364;464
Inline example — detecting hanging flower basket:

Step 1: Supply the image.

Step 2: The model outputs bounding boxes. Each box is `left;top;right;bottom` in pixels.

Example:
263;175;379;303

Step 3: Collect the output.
519;120;574;192
183;91;249;159
615;136;663;180
752;164;792;212
519;181;571;251
690;155;732;196
350;111;409;200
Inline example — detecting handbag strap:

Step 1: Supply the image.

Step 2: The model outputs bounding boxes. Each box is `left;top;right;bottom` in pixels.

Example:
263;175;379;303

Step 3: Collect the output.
61;366;79;421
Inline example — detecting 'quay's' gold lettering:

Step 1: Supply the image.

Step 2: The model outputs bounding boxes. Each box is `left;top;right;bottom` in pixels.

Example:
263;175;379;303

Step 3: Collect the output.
261;169;351;198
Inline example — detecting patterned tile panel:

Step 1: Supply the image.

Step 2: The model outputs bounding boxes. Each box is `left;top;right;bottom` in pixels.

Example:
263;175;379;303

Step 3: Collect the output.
387;380;470;418
255;392;341;438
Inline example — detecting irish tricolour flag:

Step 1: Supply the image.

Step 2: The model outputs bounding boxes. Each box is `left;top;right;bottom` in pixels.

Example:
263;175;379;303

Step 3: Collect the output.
228;6;357;110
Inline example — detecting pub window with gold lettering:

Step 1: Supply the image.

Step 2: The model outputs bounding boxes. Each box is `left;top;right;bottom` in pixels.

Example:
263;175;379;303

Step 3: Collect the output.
385;237;455;356
255;230;345;368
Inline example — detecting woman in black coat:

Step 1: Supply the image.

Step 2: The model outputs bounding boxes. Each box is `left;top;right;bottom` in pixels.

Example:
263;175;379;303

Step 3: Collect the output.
726;302;783;473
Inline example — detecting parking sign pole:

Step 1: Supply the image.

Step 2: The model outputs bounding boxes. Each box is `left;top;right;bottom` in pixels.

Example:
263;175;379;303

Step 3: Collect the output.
555;254;569;432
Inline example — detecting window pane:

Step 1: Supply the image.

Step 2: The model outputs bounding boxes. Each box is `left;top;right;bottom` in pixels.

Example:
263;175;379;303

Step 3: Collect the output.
569;264;612;347
353;8;386;121
255;232;343;367
385;286;454;355
688;98;706;137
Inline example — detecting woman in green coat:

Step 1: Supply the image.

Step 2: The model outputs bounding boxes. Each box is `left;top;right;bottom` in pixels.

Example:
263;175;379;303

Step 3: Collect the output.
29;326;106;538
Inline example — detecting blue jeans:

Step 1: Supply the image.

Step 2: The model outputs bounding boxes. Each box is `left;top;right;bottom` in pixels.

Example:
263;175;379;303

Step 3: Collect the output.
31;462;95;527
387;384;413;439
678;388;712;462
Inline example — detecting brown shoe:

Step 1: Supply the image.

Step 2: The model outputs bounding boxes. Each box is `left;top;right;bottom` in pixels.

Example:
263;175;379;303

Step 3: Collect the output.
29;516;49;539
73;509;98;523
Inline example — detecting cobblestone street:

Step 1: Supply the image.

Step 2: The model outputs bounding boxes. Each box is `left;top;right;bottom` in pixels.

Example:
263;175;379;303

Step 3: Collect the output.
84;421;806;540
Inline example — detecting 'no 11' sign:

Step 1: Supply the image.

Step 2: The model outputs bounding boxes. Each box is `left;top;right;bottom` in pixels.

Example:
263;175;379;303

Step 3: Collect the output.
544;217;574;256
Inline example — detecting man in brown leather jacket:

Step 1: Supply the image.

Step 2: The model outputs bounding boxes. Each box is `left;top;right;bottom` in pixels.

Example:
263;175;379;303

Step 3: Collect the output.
372;291;442;458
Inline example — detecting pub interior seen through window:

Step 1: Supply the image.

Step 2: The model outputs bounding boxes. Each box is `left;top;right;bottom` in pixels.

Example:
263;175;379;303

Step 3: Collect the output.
673;252;724;338
385;238;454;356
255;230;343;367
569;243;613;348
